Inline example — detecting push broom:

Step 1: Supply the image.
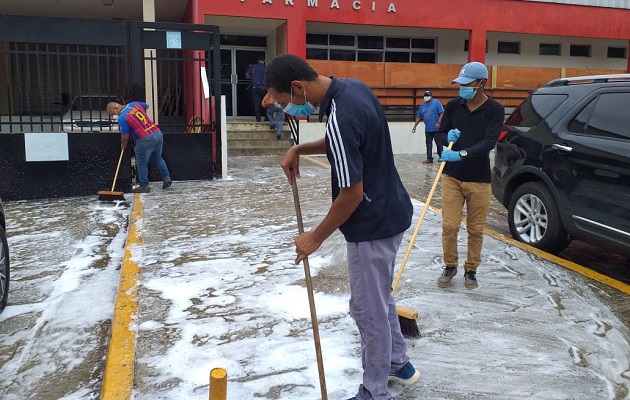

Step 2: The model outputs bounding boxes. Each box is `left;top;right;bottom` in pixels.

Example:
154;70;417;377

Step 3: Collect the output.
393;141;454;339
98;148;126;202
290;169;328;400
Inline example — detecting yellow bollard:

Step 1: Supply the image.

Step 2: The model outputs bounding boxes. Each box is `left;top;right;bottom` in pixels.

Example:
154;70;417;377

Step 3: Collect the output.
209;368;227;400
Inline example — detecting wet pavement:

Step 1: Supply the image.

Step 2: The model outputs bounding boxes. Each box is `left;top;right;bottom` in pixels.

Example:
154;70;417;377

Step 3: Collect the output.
1;154;629;400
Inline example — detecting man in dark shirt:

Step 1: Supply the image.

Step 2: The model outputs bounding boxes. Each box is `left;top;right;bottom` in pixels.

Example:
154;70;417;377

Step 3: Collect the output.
435;61;505;289
266;54;420;400
249;55;267;122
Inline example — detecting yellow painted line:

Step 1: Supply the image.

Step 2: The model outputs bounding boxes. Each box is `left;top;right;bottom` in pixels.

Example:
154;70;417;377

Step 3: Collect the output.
101;194;143;400
301;155;330;169
303;155;630;295
483;228;630;295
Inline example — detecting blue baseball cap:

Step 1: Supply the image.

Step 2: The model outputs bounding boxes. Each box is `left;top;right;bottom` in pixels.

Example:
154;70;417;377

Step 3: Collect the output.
451;62;488;84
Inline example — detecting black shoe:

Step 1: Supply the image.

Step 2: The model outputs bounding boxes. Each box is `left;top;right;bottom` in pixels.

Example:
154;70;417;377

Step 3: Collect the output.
437;266;457;288
269;125;276;130
162;178;172;189
464;270;478;289
422;159;433;164
131;186;150;193
277;134;282;140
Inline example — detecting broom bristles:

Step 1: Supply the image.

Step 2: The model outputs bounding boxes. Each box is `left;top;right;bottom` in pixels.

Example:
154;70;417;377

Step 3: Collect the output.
396;305;421;339
399;315;421;339
98;190;126;202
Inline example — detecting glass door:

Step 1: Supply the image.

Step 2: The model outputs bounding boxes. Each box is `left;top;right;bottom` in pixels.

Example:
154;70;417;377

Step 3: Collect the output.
220;48;266;118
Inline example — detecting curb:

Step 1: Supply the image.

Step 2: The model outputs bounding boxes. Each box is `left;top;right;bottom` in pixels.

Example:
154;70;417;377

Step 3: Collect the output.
101;194;143;400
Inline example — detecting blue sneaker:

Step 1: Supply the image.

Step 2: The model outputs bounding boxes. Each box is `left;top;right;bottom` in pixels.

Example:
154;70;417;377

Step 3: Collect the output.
388;361;420;386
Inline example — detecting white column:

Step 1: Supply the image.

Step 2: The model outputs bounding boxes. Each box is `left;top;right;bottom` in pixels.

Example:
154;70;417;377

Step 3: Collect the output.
143;0;159;124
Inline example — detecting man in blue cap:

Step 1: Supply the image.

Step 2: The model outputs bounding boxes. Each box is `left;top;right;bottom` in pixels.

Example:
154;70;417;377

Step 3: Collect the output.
434;61;504;289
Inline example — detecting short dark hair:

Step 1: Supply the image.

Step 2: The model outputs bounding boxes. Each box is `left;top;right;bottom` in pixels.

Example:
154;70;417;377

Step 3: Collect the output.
264;54;319;94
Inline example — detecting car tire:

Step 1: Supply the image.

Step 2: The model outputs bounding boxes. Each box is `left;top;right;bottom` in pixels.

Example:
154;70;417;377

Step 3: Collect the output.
0;225;9;314
508;182;570;254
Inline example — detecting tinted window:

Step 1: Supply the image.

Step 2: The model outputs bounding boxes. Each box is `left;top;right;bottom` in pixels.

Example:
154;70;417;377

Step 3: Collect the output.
567;99;596;134
506;94;567;127
358;36;383;49
358;50;383;62
329;49;355;61
539;43;561;56
330;35;355;46
306;48;328;60
307;34;328;46
584;93;630;140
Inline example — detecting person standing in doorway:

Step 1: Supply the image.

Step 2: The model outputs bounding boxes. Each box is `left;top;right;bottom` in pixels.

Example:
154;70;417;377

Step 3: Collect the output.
106;101;172;193
434;61;504;289
412;90;444;164
249;54;267;122
266;54;420;400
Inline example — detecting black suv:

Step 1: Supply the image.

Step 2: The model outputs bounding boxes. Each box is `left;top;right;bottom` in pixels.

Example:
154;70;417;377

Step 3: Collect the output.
0;196;9;313
492;74;630;258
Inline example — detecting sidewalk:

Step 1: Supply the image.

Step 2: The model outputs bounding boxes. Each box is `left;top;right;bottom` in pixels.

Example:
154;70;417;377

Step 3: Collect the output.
109;155;630;400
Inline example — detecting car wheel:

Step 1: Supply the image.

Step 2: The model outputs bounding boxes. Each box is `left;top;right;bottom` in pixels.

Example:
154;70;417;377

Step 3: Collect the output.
0;226;9;313
508;182;570;254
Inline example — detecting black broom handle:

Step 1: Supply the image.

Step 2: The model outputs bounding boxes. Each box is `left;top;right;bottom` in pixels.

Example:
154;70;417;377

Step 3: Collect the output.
290;168;328;400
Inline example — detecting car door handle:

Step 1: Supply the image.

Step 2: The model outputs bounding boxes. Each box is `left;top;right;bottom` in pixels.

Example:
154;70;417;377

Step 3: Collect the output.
552;144;573;152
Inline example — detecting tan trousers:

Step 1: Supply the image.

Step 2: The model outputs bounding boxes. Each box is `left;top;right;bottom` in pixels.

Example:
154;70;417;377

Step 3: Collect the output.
441;174;492;271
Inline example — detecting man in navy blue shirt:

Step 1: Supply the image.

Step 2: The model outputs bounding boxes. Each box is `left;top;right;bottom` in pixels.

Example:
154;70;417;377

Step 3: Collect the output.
412;90;444;163
249;55;267;122
266;54;420;400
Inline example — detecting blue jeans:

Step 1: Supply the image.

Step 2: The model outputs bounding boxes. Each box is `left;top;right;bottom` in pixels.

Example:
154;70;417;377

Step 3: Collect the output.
133;131;170;188
347;232;409;400
266;105;284;136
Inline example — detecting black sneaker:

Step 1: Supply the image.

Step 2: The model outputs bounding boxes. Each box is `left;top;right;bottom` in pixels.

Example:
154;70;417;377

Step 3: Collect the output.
162;178;172;189
422;159;433;164
437;266;457;288
131;186;150;193
464;270;478;289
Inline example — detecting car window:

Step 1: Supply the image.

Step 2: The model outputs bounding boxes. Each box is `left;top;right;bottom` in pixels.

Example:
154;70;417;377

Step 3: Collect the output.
505;94;567;127
568;93;630;140
567;99;596;134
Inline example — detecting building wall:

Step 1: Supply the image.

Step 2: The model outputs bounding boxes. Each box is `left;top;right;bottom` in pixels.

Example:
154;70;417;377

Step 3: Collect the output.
198;0;630;72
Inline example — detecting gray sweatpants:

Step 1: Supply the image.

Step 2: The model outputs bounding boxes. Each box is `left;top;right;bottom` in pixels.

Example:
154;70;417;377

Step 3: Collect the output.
347;232;410;400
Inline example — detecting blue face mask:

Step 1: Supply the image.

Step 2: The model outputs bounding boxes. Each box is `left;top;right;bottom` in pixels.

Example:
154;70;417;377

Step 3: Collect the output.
459;83;480;100
283;88;317;117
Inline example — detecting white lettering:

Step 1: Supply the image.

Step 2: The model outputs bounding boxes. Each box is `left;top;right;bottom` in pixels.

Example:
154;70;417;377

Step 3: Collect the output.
387;2;396;12
352;0;361;10
262;0;272;3
285;0;294;4
330;0;340;9
372;1;376;11
307;0;318;6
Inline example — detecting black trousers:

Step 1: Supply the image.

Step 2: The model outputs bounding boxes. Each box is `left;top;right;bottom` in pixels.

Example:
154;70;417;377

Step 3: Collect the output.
251;87;267;122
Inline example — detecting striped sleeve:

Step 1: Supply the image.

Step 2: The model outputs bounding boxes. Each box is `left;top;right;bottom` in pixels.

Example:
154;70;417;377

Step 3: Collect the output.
326;99;362;188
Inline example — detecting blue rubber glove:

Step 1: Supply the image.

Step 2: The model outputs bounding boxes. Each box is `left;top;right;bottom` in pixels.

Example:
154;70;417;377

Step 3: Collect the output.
447;129;461;143
439;149;461;162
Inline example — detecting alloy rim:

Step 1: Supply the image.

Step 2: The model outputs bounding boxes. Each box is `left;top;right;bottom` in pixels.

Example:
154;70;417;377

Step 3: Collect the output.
513;193;548;243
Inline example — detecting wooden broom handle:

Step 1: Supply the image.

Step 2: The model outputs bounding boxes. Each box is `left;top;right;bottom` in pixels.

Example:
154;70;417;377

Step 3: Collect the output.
391;141;454;296
110;148;125;192
290;168;328;400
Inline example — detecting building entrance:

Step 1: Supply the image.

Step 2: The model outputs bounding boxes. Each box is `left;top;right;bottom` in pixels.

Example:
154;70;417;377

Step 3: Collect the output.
219;35;266;119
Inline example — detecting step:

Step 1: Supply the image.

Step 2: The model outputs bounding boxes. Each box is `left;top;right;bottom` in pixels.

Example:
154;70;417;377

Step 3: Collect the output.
225;121;293;156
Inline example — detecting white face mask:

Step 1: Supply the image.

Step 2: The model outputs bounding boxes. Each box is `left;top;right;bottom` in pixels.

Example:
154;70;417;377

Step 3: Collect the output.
424;96;431;102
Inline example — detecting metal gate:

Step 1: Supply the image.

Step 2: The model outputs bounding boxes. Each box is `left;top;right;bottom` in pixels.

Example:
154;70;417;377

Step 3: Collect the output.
0;15;222;200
